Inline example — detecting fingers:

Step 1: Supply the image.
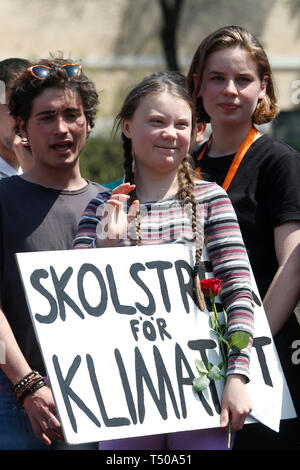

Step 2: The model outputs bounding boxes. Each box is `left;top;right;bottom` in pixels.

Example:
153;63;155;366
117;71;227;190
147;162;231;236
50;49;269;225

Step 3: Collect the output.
220;374;252;431
97;189;140;246
40;432;52;446
12;135;33;172
22;385;63;446
106;183;137;212
220;408;229;429
128;200;140;224
220;405;252;431
32;421;52;446
111;182;136;195
40;414;63;445
231;406;252;430
105;194;139;225
229;414;247;431
106;193;130;208
31;419;52;446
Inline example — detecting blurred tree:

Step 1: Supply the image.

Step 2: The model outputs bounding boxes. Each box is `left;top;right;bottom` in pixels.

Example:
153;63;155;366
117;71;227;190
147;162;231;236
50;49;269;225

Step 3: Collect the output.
286;0;300;29
157;0;184;71
114;0;273;71
287;0;300;14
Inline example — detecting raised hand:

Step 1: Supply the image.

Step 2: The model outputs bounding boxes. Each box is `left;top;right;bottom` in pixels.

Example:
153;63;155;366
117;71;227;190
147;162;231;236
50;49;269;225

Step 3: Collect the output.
12;135;33;172
96;183;139;247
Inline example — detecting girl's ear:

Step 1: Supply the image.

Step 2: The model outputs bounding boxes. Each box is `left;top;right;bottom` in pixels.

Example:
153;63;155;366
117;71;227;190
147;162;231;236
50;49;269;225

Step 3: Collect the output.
121;119;132;139
259;75;268;101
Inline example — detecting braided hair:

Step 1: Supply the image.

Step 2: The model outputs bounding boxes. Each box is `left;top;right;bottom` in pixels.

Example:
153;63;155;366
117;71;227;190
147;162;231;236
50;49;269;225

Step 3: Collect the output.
114;72;205;310
177;154;205;311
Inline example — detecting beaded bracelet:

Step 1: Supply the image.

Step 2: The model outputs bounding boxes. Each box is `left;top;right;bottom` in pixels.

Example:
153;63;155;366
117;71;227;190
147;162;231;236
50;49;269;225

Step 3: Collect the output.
18;379;46;404
16;375;42;398
13;371;46;404
13;371;41;394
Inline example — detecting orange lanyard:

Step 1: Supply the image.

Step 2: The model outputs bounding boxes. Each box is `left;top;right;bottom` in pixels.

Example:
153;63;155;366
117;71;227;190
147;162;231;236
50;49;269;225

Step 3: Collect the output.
195;126;258;191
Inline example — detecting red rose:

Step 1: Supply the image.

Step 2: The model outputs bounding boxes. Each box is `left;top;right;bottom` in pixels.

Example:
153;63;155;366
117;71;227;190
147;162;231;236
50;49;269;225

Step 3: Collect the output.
200;278;222;297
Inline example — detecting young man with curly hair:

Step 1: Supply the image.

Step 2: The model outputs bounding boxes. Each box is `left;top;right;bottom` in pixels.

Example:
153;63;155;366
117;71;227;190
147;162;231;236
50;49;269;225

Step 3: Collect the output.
0;58;104;449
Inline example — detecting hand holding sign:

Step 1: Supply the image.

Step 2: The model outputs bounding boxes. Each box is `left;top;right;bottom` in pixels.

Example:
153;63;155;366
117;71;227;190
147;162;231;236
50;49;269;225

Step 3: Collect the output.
23;383;63;446
193;278;252;446
221;374;252;435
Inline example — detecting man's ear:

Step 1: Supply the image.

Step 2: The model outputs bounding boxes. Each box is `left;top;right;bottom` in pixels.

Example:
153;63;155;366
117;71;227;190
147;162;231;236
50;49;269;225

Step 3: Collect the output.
121;119;131;139
86;120;91;135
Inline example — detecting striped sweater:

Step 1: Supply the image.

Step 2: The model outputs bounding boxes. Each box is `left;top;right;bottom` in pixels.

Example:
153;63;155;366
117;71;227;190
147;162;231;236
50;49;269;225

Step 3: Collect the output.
73;180;254;380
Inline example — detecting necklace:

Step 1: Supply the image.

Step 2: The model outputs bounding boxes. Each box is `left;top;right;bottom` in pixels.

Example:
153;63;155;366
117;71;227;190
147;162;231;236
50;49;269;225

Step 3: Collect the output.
195;126;259;190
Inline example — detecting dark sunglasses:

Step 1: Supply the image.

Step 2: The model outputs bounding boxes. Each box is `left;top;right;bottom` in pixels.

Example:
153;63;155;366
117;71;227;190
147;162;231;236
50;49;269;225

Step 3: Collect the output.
26;64;82;80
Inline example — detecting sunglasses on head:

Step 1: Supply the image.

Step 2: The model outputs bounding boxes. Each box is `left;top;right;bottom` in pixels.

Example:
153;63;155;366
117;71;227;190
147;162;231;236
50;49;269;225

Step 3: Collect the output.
26;64;82;80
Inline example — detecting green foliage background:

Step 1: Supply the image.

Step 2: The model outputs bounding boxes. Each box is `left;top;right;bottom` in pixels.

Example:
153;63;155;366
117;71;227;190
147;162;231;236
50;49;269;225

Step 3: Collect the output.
80;134;123;185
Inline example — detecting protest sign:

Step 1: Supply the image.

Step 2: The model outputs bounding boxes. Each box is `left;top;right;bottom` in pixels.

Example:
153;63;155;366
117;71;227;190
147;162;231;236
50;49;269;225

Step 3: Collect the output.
16;244;295;444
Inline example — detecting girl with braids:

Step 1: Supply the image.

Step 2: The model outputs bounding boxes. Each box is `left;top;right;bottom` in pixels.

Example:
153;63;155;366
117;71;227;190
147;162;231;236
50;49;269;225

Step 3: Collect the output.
73;71;254;450
187;25;300;450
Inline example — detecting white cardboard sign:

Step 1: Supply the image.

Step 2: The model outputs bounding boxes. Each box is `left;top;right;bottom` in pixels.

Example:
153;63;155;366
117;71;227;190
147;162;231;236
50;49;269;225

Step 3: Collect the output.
16;244;295;445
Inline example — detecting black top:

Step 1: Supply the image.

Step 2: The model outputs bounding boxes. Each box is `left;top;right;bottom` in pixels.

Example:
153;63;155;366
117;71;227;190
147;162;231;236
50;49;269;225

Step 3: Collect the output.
193;134;300;298
0;176;103;373
194;133;300;441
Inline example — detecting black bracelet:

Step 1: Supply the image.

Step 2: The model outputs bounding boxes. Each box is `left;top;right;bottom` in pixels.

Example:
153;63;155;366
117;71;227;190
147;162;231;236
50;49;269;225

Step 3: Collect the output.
18;378;46;404
13;371;41;394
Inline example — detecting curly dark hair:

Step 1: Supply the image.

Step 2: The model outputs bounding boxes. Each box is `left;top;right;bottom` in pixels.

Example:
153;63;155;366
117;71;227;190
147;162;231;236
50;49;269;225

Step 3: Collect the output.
9;57;99;131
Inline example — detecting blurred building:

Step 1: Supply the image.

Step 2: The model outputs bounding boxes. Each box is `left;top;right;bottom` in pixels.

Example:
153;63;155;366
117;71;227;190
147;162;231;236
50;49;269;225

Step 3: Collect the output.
0;0;299;141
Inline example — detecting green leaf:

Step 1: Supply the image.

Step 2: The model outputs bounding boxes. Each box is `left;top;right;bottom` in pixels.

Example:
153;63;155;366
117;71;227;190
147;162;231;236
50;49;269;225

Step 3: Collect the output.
193;375;210;392
209;312;217;330
223;308;228;326
231;331;250;351
207;365;223;381
195;359;208;375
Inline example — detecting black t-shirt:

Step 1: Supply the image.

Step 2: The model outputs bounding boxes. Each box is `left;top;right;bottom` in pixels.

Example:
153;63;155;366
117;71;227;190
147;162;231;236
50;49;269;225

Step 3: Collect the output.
193;134;300;298
0;176;103;373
